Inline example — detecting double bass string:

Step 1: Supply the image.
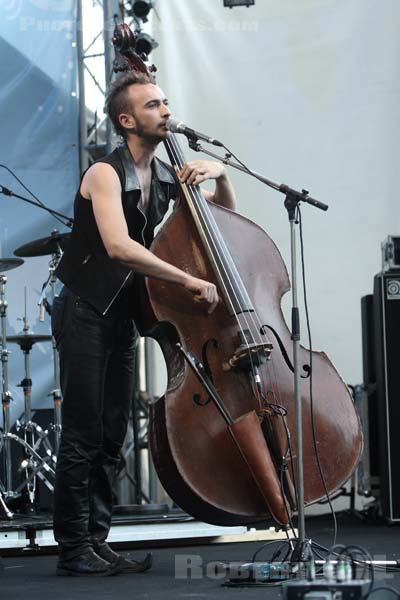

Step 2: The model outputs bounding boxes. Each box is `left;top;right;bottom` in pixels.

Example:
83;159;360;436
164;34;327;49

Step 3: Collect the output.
165;135;262;384
165;133;286;417
166;134;247;315
165;134;261;351
168;137;253;313
166;132;284;409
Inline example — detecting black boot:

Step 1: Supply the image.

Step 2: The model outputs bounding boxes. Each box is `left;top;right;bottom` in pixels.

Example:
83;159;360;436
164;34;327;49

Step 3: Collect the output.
93;542;153;574
56;548;121;577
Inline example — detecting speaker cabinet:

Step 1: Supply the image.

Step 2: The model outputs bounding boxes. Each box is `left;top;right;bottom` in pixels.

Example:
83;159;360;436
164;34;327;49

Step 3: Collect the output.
371;272;400;522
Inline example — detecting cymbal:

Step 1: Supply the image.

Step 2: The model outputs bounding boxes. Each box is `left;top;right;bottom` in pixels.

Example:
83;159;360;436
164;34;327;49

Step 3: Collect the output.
7;333;53;350
0;258;24;272
14;232;70;257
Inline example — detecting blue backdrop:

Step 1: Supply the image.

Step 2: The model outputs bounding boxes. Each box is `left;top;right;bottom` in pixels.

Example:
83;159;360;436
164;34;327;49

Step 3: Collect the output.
0;1;79;427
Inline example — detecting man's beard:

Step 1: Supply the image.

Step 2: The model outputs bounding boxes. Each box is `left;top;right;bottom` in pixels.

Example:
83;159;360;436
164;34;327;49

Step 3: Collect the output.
134;120;166;145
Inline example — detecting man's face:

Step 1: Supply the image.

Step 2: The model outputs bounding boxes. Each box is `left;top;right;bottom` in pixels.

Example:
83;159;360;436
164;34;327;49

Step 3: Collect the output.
119;83;171;144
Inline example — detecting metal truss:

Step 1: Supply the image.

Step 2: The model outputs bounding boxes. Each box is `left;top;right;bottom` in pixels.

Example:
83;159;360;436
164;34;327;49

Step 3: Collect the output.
76;0;121;171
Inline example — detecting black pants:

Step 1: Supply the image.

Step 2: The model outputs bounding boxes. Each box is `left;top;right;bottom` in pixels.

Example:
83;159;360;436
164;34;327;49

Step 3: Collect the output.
52;287;137;559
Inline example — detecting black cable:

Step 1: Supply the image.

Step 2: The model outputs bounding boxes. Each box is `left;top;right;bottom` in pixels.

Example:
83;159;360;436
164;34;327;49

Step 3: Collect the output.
337;545;375;585
311;546;329;563
366;586;400;599
313;541;344;558
317;487;346;504
0;164;71;229
220;144;281;193
224;580;282;588
274;542;292;563
251;539;293;563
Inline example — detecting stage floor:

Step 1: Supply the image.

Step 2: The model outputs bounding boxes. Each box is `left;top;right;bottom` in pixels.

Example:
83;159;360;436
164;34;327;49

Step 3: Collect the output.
1;513;399;599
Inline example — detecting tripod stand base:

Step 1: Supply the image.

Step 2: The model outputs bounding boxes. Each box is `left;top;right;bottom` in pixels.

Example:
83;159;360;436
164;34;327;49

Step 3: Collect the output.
0;493;13;519
290;538;313;562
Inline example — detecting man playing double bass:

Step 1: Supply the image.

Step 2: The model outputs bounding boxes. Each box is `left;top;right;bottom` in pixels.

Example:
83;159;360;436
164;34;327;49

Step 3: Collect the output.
51;71;236;576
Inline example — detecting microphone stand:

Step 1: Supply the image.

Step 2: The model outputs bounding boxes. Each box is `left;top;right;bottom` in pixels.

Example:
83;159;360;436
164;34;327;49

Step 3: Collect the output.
187;136;328;562
0;185;73;228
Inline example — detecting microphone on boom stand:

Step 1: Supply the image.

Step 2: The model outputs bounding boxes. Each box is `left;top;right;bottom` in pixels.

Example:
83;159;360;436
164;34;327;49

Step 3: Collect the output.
166;117;223;147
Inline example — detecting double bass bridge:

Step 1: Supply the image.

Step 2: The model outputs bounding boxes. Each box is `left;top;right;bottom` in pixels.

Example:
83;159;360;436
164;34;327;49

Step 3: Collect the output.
222;329;273;372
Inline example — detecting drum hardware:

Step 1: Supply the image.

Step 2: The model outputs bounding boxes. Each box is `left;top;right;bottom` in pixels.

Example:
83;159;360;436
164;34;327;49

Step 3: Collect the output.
0;260;25;518
14;230;70;258
15;419;56;475
35;232;65;454
0;271;56;516
8;329;56;449
0;258;24;272
0;488;13;519
18;287;43;509
1;267;18;507
3;433;55;487
7;328;57;508
14;457;55;496
14;230;66;455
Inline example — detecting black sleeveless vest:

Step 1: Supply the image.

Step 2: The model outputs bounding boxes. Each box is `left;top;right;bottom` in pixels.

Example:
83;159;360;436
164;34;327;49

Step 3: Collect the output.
56;143;177;315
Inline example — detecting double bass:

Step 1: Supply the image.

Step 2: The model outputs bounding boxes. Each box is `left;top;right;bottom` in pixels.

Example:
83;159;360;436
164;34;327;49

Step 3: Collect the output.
113;25;362;527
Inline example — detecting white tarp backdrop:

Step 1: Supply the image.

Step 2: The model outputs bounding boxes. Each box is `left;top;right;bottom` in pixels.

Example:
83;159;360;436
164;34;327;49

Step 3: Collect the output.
149;0;400;395
0;0;79;427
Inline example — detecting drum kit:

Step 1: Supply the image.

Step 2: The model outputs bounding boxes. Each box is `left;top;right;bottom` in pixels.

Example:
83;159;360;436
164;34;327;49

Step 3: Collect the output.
0;230;69;518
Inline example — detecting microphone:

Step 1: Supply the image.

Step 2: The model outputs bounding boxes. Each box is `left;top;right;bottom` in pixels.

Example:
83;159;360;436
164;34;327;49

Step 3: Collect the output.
166;118;223;147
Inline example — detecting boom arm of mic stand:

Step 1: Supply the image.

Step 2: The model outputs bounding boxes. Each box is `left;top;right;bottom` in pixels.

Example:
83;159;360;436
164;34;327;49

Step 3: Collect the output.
187;140;329;212
0;185;74;227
